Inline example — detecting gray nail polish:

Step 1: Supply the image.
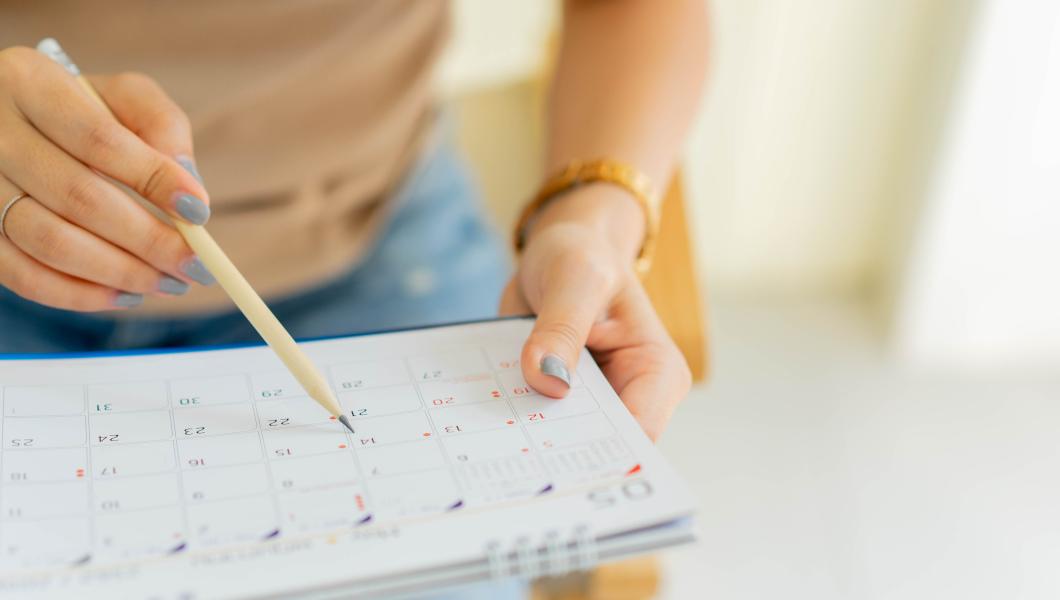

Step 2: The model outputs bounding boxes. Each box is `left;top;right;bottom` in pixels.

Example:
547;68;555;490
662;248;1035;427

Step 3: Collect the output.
181;257;215;286
158;275;190;296
175;194;210;225
540;354;571;386
176;156;203;184
114;292;143;308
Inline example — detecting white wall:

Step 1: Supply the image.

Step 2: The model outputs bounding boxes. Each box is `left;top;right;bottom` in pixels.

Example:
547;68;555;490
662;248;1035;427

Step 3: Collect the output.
439;0;971;297
440;0;1060;369
436;0;556;95
891;0;1060;370
682;0;972;297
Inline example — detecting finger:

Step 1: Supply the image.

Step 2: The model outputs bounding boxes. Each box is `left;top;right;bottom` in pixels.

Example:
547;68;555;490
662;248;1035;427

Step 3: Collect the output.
0;118;208;286
89;73;202;179
520;262;617;399
11;55;209;224
594;284;692;440
584;279;666;354
2;194;188;297
0;236;139;312
613;361;688;441
498;279;532;316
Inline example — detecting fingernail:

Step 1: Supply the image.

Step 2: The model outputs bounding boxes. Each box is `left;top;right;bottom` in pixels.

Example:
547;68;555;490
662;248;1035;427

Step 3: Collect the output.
181;257;215;286
114;292;143;308
540;354;571;386
175;194;210;225
176;155;203;184
158;275;190;296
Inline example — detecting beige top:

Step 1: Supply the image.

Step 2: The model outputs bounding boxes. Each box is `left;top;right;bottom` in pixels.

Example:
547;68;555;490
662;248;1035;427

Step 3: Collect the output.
0;0;448;315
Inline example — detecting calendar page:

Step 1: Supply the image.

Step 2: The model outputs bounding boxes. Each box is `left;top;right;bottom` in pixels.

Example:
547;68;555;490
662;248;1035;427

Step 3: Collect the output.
0;318;695;599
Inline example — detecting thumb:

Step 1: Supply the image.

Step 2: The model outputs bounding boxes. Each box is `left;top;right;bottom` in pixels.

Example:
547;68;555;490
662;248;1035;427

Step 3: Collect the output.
520;267;612;398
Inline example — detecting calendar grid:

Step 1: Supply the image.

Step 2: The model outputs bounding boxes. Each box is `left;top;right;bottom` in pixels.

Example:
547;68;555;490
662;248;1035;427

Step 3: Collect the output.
243;373;283;538
0;387;5;524
405;352;464;509
324;357;399;522
337;404;375;525
478;346;546;481
81;384;95;559
0;321;668;575
164;379;192;551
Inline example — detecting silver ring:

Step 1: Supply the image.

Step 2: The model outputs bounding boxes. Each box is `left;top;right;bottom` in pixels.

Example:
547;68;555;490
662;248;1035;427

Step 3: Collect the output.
0;192;28;241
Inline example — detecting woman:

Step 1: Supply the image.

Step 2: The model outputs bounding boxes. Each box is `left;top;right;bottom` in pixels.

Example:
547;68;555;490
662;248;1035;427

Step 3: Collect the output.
0;1;707;595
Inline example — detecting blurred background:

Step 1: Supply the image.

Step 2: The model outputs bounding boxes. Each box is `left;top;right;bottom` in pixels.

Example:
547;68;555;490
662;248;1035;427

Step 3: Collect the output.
440;1;1060;598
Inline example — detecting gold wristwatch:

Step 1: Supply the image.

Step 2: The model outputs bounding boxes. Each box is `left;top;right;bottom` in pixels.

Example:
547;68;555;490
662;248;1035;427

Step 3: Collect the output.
513;159;660;276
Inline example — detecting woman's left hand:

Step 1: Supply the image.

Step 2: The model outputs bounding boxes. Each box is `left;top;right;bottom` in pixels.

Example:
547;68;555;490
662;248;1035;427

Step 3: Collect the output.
499;194;692;441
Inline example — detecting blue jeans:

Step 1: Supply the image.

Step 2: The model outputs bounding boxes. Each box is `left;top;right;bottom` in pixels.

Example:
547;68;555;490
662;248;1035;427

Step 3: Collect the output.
0;138;527;600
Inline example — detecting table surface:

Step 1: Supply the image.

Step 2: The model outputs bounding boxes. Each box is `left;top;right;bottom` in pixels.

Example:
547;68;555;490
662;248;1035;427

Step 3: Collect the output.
657;298;1060;600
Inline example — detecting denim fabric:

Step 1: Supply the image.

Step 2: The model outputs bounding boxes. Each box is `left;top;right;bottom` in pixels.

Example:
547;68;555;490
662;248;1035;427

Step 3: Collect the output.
0;140;526;600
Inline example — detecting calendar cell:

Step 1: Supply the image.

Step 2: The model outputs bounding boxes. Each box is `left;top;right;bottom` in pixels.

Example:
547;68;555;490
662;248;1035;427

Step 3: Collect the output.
269;452;359;490
339;384;422;419
408;349;488;381
278;483;370;533
419;376;504;407
251;370;305;401
350;411;433;447
367;470;460;519
88;380;168;413
498;368;580;398
441;427;530;463
182;463;270;503
93;473;180;512
258;396;333;428
357;440;447;477
0;517;90;570
3;385;83;416
172;402;257;437
330;358;408;391
92;440;176;478
178;431;262;469
4;415;85;449
171;375;249;408
263;424;349;458
187;496;277;547
511;388;598;423
2;481;88;519
484;344;521;371
3;447;86;483
541;438;633;484
95;506;185;560
526;412;615;449
90;410;172;444
430;401;515;435
497;369;536;399
457;455;550;504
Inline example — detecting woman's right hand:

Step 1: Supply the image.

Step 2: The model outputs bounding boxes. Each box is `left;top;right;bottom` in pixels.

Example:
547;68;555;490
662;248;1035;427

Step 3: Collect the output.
0;46;214;312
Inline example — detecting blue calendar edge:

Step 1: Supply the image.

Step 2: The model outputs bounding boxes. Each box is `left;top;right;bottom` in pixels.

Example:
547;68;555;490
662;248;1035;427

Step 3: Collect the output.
0;315;535;361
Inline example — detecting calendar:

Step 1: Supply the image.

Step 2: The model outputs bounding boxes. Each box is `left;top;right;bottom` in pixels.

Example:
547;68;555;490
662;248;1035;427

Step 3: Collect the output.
0;318;695;599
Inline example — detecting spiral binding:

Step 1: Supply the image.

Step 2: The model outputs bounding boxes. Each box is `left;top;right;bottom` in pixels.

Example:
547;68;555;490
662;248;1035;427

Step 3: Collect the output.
485;524;599;580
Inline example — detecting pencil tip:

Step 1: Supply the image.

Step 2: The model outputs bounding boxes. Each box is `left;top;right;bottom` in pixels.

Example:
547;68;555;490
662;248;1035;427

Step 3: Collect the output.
338;414;355;434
